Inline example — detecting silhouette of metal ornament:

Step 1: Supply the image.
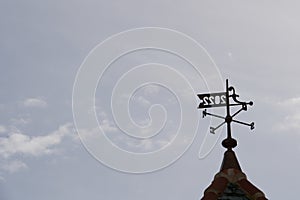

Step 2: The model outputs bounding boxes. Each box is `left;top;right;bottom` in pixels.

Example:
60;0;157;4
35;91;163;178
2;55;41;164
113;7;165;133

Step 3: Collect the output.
197;79;254;149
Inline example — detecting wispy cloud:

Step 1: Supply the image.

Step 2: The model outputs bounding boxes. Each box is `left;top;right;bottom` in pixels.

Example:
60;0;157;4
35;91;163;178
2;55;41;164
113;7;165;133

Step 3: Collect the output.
100;119;119;132
0;123;75;173
97;110;119;133
0;123;74;158
0;160;28;174
273;97;300;132
10;117;31;126
277;97;300;107
276;113;300;132
22;97;48;108
132;96;151;107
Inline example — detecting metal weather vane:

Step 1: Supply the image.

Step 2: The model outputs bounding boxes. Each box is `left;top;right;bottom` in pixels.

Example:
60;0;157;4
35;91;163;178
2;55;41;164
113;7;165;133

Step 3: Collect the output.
197;79;254;138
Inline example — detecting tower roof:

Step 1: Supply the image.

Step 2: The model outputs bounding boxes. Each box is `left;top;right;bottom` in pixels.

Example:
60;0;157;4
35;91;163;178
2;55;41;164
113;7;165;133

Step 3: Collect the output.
201;140;268;200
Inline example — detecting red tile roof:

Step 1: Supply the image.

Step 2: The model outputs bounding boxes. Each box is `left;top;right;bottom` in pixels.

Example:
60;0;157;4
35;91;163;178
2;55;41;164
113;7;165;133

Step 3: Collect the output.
201;149;268;200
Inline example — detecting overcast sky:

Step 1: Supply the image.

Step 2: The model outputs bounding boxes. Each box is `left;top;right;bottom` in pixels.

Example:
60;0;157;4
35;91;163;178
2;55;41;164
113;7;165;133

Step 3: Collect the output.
1;1;300;200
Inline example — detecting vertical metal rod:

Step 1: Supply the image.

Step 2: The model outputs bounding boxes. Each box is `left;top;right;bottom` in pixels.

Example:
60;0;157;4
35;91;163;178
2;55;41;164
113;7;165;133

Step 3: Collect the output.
226;79;232;139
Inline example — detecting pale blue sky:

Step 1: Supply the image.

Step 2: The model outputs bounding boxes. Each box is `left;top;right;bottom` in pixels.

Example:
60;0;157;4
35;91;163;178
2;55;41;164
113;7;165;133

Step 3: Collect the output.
1;1;300;199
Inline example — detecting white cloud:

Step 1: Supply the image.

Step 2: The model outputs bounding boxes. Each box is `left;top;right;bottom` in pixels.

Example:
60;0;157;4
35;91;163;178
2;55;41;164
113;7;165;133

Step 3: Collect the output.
277;97;300;107
132;96;151;107
135;139;154;151
0;160;27;173
23;98;47;108
275;113;300;132
0;123;76;174
96;110;119;133
274;97;300;132
100;119;118;132
0;123;74;158
10;117;31;125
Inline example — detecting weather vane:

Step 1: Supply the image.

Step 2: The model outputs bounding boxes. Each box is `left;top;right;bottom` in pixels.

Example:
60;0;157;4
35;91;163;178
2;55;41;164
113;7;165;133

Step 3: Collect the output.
197;79;254;140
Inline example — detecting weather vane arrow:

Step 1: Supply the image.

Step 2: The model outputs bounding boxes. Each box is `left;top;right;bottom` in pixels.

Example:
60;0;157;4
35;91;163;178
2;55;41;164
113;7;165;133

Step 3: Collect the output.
197;79;254;137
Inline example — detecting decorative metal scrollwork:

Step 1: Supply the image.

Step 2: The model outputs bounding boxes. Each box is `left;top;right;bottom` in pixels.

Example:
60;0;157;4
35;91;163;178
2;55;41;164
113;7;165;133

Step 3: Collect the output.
198;79;254;136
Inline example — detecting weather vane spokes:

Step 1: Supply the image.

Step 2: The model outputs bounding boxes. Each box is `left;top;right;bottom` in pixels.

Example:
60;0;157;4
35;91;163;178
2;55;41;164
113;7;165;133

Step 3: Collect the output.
198;79;254;136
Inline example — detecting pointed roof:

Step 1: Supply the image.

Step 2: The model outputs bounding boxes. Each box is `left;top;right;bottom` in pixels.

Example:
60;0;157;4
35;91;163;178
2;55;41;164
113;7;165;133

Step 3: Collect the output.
201;138;268;200
220;138;241;171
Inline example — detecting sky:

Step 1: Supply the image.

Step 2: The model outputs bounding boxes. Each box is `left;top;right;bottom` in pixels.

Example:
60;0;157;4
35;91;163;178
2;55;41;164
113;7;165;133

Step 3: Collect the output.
1;0;300;199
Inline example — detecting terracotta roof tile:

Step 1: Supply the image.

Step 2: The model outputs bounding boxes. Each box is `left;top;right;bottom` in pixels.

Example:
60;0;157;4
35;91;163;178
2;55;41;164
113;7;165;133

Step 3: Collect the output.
201;149;268;200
